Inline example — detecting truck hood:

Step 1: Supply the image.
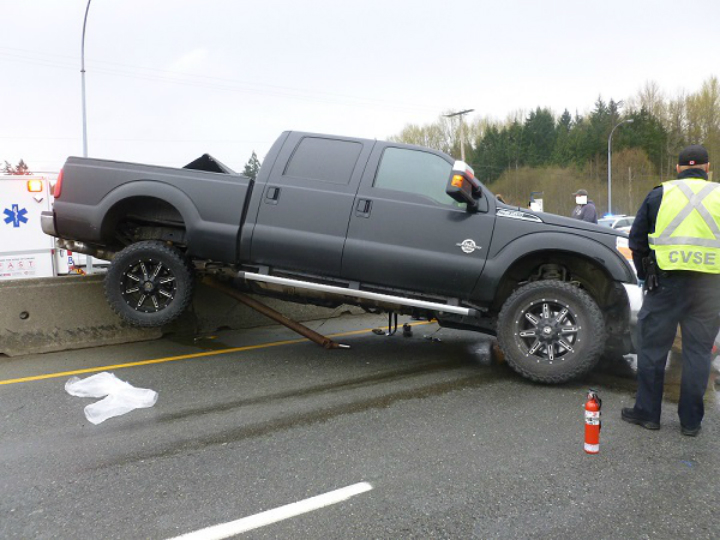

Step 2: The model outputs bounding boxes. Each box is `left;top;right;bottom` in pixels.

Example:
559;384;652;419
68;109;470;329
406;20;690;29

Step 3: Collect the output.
530;210;625;237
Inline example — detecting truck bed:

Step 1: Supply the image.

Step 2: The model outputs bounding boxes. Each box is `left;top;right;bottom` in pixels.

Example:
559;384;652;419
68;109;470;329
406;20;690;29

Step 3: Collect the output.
52;156;252;262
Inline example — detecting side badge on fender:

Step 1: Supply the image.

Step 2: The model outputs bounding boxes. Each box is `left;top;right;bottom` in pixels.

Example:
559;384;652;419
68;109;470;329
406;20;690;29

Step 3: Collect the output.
456;239;479;254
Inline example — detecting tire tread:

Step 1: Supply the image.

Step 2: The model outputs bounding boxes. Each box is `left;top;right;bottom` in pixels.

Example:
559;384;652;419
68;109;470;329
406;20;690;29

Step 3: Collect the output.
497;280;606;384
104;241;194;327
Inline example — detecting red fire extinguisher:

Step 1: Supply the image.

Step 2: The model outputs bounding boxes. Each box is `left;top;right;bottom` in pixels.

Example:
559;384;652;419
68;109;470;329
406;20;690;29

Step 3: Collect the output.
584;389;601;454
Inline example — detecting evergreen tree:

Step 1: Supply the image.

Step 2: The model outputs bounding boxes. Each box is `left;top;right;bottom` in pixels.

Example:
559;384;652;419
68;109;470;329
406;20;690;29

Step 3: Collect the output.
472;125;508;183
587;96;611;160
242;151;261;180
552;109;574;166
608;99;622;121
523;107;556;167
506;119;525;170
558;109;573;130
619;107;667;174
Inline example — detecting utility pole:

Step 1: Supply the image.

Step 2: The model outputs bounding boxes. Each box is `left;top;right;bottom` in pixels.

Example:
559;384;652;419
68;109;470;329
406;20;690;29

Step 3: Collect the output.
444;109;474;162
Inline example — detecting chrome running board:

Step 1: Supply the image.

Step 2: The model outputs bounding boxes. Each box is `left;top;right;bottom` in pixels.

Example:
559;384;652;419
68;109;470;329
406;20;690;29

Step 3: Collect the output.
238;271;475;317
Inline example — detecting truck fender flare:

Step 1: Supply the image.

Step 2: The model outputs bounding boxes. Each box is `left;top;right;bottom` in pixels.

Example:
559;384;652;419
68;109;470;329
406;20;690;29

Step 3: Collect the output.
95;180;202;243
474;231;635;303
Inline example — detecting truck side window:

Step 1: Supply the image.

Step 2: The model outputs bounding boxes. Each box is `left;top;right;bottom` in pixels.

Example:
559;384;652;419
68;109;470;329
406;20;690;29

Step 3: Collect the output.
374;148;454;206
284;137;362;185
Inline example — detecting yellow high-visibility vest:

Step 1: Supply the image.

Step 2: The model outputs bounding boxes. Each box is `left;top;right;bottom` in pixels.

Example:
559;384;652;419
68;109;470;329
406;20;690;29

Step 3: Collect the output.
649;178;720;273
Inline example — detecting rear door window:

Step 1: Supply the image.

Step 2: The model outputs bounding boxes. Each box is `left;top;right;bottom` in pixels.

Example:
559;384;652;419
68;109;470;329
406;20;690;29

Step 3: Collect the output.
284;137;362;185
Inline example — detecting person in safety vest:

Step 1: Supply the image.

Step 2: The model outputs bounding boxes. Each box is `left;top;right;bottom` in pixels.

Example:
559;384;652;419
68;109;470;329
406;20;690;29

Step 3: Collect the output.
570;189;598;223
622;144;720;437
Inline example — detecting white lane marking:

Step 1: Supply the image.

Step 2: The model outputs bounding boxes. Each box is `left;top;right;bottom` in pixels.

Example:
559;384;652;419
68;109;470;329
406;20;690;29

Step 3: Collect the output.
168;482;373;540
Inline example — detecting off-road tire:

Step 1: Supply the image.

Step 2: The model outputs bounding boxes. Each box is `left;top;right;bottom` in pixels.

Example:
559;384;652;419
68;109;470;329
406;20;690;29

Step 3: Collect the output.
497;280;605;384
105;241;194;327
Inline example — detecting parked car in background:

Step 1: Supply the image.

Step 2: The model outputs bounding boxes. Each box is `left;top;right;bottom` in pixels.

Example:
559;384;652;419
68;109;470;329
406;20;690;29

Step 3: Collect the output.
598;214;634;234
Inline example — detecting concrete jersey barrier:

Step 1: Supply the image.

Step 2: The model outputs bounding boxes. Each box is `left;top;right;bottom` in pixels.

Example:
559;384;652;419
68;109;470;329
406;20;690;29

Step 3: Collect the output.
0;275;360;357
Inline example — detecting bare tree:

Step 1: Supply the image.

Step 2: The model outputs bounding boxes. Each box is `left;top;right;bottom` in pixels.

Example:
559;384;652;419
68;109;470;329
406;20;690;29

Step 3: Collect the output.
2;159;31;174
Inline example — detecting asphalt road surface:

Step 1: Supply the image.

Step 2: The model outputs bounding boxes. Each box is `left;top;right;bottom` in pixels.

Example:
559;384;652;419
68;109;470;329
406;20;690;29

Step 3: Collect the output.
1;313;719;539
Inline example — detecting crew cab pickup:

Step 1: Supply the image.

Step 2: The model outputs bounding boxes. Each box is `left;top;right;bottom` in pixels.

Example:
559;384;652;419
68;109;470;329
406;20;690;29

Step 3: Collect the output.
42;131;639;383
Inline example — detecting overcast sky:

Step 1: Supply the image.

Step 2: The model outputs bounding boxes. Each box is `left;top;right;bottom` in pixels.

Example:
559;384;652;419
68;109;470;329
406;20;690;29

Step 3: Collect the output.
2;0;719;174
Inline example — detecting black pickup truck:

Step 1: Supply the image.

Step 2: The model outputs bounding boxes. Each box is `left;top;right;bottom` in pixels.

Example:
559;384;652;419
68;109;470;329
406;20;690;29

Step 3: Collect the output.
42;131;640;383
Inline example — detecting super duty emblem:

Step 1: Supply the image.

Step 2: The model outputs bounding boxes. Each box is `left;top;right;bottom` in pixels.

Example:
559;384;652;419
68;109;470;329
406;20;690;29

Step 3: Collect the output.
456;239;479;254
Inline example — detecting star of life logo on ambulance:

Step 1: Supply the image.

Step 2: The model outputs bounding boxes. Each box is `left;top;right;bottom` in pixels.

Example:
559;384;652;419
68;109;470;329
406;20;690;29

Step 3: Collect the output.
3;204;29;228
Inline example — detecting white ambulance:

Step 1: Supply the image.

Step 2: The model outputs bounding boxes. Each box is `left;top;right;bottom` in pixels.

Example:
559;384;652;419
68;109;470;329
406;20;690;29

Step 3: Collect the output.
0;174;108;280
0;174;56;280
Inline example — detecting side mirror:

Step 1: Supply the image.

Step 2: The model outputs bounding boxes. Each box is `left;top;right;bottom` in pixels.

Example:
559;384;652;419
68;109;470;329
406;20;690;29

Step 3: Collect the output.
446;161;481;211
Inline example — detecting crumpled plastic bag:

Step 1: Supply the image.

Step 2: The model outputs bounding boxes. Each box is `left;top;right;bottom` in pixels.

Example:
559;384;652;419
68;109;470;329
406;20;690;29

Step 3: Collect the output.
65;372;158;425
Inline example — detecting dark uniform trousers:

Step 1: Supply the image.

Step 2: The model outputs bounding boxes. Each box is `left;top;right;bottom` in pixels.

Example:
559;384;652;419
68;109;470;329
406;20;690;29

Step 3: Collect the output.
635;272;720;428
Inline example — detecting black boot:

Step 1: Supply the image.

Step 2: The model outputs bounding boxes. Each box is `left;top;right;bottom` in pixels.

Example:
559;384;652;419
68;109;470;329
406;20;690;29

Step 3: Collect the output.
621;407;660;430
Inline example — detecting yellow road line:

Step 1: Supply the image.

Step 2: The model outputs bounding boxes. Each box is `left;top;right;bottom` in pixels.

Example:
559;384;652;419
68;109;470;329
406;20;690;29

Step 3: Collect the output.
0;321;432;386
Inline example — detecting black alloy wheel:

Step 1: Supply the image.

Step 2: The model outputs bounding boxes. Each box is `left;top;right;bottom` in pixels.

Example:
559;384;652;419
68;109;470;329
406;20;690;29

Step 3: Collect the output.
516;297;579;362
120;257;177;313
497;280;605;384
105;241;194;327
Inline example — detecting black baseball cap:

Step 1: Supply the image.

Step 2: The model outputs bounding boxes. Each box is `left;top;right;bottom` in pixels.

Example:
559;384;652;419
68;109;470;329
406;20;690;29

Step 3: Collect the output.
573;189;588;196
678;144;709;166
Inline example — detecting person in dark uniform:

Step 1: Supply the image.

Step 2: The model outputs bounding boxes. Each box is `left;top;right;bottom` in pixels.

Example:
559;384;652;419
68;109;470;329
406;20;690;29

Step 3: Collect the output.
570;189;598;223
622;144;720;436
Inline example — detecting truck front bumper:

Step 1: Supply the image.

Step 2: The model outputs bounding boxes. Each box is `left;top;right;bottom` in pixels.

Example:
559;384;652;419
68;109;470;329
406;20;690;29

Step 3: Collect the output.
622;282;643;326
40;211;57;237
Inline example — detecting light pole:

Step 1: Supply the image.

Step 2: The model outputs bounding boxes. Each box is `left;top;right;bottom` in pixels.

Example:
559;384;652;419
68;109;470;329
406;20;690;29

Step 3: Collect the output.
81;0;94;274
444;109;474;162
607;118;633;215
81;0;92;158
